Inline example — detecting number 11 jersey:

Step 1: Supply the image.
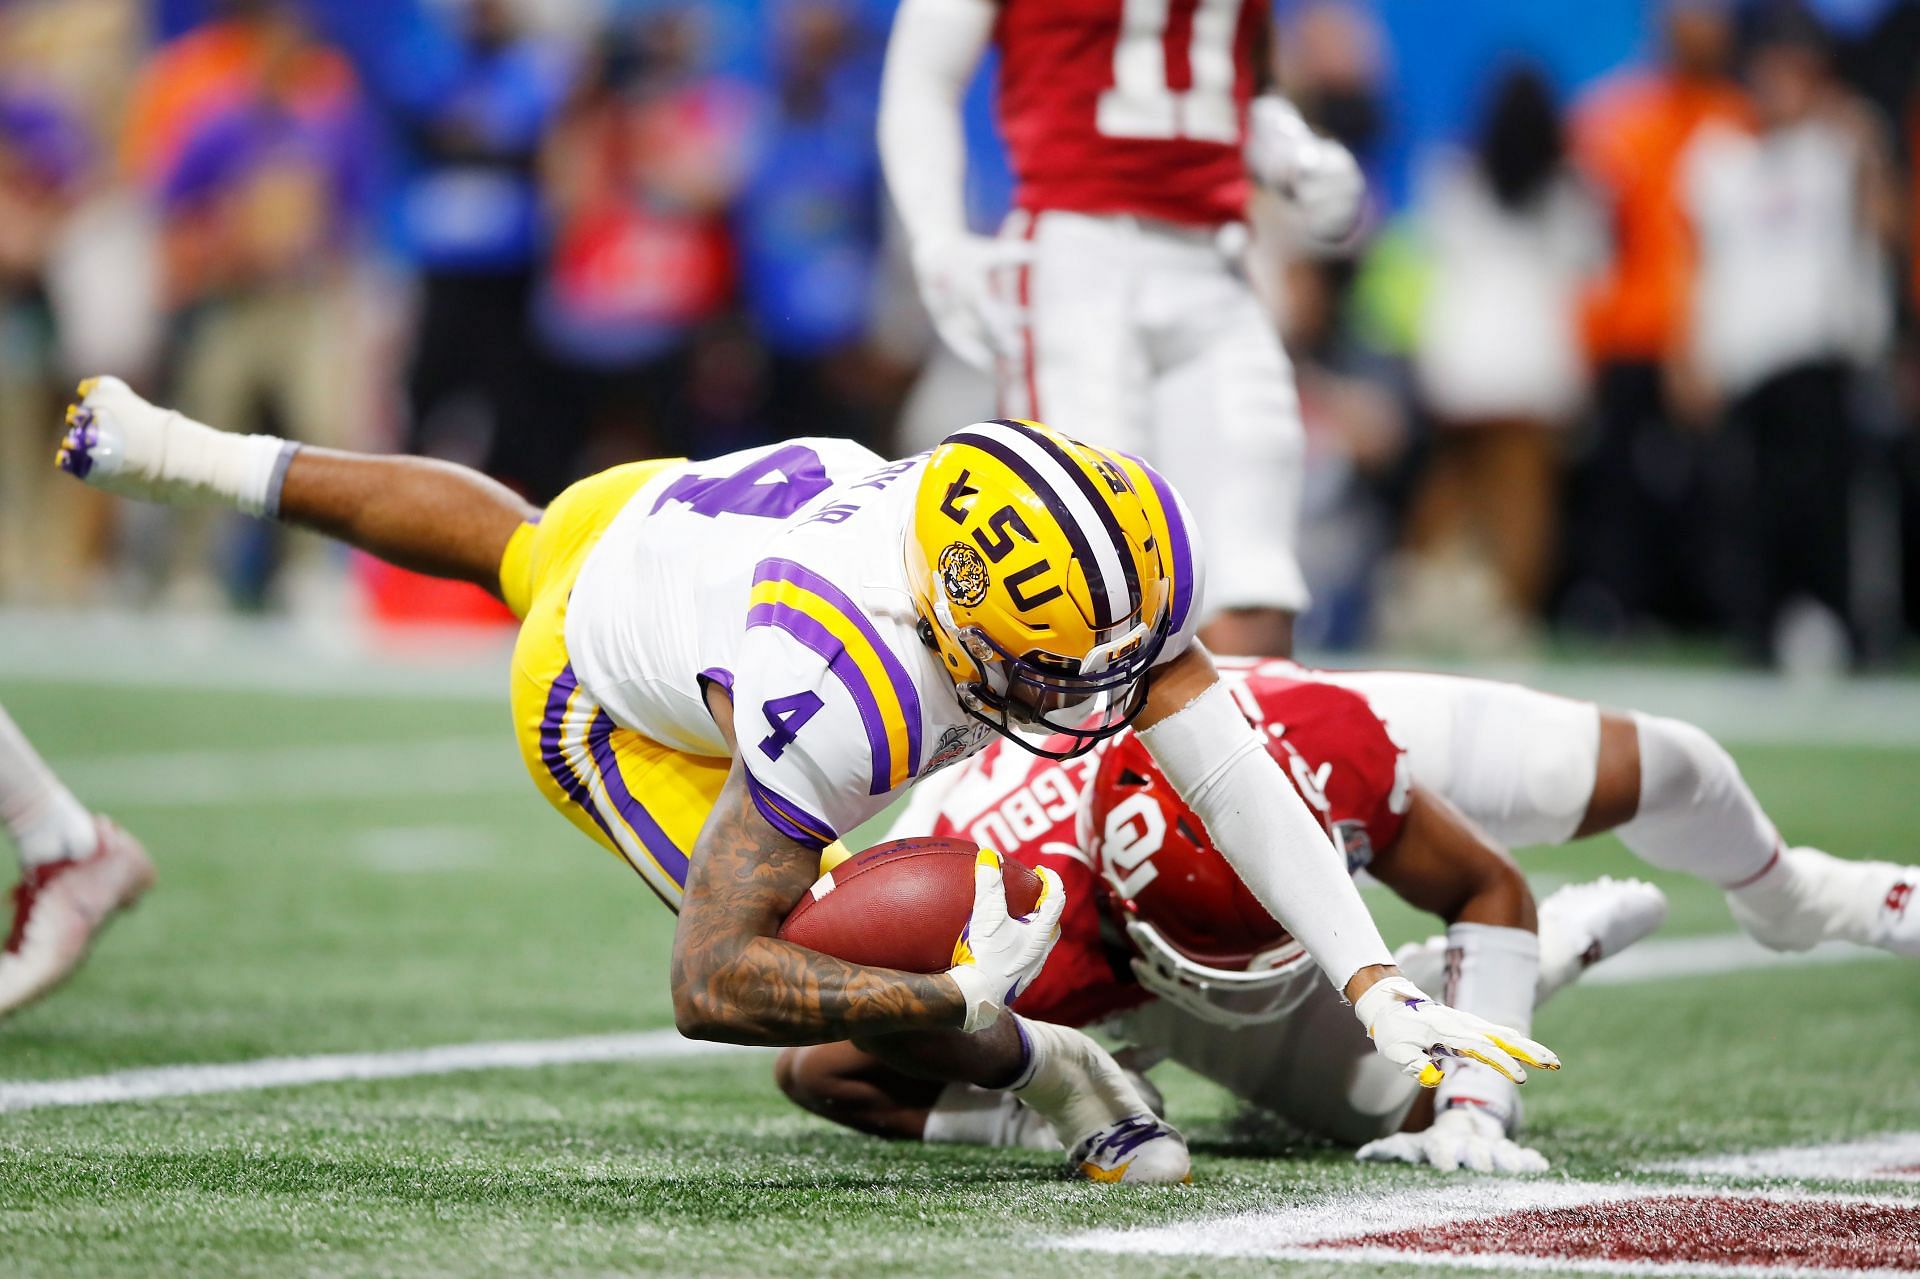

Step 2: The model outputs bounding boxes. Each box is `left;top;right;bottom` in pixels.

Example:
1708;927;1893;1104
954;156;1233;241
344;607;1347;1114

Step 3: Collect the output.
997;0;1264;227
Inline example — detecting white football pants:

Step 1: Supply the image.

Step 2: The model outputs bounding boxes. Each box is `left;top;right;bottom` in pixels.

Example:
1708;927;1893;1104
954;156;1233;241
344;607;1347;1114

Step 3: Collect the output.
1000;209;1310;614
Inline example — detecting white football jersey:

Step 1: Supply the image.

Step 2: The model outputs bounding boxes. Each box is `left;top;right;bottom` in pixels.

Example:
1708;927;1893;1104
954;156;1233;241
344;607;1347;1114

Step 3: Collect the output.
565;437;1204;848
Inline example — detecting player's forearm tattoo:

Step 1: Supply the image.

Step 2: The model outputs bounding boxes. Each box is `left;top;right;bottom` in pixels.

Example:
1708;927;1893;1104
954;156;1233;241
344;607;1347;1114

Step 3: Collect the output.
670;767;966;1045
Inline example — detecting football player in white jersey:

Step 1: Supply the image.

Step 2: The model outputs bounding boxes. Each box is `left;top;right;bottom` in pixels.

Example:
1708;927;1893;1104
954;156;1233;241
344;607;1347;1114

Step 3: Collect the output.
54;378;1556;1182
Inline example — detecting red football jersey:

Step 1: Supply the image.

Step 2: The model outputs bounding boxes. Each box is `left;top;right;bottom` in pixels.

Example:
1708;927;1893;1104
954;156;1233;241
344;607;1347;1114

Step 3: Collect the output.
927;658;1410;1026
995;0;1263;227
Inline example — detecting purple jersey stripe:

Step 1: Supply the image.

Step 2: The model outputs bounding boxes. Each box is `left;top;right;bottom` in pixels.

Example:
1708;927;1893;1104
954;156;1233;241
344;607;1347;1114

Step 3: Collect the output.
752;558;924;778
744;770;835;849
586;710;692;887
539;665;614;845
1124;455;1196;637
745;599;891;795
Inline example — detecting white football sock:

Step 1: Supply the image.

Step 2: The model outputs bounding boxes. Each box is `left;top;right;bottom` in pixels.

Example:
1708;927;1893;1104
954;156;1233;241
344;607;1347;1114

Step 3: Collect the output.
1433;922;1537;1132
1005;1017;1150;1149
922;1083;1060;1149
0;706;96;867
1617;713;1780;889
78;378;295;516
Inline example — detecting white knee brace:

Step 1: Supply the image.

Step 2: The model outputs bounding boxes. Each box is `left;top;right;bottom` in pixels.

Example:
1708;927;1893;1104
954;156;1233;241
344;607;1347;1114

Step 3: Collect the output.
1616;713;1780;889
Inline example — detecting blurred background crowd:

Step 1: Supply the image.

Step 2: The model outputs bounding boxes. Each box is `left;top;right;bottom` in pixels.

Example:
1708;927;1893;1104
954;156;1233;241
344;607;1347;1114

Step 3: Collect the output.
4;0;1920;671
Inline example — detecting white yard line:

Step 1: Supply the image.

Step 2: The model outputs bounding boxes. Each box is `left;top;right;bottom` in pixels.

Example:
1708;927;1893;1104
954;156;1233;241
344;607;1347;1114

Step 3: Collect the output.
7;609;1920;744
1658;1132;1920;1182
1581;933;1896;985
0;1031;762;1114
0;931;1892;1116
1057;1180;1920;1276
47;735;516;808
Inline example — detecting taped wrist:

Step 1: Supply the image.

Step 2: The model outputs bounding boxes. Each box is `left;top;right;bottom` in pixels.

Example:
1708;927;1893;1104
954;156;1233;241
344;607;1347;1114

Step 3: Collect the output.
1434;922;1539;1129
1136;682;1393;989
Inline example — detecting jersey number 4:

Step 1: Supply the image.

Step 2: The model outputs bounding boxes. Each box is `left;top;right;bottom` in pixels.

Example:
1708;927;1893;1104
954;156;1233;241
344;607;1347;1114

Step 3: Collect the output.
1097;0;1242;143
653;444;830;520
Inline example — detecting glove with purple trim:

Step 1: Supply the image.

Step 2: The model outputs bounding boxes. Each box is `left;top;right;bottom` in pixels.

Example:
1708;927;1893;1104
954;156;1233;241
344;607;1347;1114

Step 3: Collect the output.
947;850;1064;1033
1353;976;1560;1088
1357;1105;1550;1175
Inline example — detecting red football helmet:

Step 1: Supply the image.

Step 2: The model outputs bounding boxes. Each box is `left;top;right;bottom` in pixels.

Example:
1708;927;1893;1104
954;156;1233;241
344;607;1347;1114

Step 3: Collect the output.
1089;732;1319;1025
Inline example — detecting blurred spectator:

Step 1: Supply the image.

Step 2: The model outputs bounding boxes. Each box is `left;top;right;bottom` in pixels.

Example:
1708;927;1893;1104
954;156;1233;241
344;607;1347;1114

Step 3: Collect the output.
1278;0;1391;166
1681;4;1900;666
0;80;93;601
1282;257;1409;650
734;0;887;445
1403;66;1602;641
393;0;572;500
1564;0;1752;637
535;8;757;471
125;0;371;607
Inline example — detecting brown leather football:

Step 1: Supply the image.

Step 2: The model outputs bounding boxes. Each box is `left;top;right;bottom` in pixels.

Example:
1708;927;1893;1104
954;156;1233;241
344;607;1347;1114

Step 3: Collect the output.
777;836;1044;973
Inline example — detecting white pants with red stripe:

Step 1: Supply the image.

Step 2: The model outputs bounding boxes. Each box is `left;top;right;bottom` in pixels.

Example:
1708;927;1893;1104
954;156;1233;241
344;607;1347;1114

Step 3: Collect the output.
1000;209;1310;613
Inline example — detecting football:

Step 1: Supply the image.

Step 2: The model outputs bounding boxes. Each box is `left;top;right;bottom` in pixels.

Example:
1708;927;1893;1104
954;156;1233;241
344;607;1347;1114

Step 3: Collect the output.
777;836;1044;973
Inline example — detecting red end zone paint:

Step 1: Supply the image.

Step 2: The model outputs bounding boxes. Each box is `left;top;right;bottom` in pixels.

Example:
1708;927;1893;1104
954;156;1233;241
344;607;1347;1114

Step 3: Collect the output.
1326;1196;1920;1272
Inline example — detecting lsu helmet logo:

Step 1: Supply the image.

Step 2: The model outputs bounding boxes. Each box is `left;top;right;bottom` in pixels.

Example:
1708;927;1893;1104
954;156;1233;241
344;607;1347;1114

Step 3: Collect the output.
938;541;991;608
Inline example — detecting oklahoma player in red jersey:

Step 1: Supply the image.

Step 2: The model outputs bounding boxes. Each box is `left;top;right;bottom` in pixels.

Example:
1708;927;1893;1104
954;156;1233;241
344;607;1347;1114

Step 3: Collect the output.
779;660;1666;1174
878;0;1364;656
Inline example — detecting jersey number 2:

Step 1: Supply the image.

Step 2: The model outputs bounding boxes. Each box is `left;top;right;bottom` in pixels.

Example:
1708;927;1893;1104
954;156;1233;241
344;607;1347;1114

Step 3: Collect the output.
1096;0;1242;143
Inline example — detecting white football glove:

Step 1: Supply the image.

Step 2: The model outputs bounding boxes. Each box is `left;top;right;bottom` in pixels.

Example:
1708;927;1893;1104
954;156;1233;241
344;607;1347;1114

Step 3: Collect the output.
1245;96;1366;244
911;233;1032;372
1353;976;1559;1088
1356;1104;1550;1175
947;850;1065;1033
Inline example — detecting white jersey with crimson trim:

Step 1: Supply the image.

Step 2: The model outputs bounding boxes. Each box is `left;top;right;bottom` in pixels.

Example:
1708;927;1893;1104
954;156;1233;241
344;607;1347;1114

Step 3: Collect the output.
564;436;1206;851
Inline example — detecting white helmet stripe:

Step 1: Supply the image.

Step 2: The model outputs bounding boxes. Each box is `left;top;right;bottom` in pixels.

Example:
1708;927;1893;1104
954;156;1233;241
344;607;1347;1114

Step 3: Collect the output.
948;423;1133;629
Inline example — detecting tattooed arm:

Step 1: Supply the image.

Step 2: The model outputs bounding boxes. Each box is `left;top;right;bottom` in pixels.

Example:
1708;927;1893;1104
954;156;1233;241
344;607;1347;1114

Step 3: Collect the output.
670;688;968;1045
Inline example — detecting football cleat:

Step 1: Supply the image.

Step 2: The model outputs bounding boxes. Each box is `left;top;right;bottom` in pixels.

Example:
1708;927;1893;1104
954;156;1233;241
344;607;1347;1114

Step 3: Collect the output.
1730;847;1920;956
1070;1114;1193;1184
0;817;155;1018
1011;1018;1192;1183
1539;876;1668;990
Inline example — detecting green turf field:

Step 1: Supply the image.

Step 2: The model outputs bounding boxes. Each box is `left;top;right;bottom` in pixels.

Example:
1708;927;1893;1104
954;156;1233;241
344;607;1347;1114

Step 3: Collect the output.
1;669;1915;1278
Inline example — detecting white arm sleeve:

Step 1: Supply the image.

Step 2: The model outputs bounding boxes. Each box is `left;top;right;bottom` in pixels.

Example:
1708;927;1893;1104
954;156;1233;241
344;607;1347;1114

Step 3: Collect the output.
1137;681;1395;989
878;0;996;248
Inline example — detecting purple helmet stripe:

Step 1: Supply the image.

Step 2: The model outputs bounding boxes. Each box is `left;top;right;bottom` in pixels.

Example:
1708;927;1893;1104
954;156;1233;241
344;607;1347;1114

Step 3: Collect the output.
744;770;835;849
751;558;924;783
949;428;1113;628
586;709;692;887
539;665;614;846
1123;454;1195;637
999;421;1142;621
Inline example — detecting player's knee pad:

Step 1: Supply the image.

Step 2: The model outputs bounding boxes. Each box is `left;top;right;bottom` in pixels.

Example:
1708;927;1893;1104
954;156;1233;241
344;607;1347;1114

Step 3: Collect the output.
1619;712;1777;885
1631;713;1740;815
1451;686;1598;847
